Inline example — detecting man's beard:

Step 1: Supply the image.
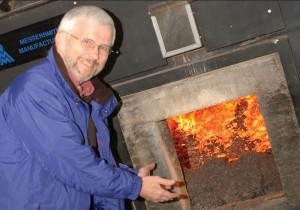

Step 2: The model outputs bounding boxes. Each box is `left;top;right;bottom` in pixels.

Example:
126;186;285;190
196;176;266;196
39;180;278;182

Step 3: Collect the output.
70;65;97;83
65;56;103;83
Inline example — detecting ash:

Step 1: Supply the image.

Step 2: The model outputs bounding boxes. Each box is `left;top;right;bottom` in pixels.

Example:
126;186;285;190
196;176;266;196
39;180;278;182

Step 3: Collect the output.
184;151;283;210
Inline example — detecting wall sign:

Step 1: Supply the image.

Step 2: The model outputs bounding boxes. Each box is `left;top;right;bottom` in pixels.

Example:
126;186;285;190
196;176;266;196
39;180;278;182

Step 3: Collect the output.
0;14;63;71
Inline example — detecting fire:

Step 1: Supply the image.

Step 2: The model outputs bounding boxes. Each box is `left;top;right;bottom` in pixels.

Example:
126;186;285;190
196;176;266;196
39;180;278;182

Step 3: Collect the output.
166;94;271;171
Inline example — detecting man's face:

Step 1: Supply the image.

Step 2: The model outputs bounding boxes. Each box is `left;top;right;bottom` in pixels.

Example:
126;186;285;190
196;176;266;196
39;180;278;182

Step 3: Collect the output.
58;19;114;83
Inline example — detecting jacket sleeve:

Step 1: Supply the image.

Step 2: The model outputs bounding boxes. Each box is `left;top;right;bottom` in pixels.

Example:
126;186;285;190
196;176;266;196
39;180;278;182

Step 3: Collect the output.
7;77;142;200
119;163;139;175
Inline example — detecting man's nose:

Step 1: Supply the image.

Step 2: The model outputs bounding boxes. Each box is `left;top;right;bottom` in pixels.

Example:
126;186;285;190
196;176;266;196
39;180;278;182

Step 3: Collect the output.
89;46;101;60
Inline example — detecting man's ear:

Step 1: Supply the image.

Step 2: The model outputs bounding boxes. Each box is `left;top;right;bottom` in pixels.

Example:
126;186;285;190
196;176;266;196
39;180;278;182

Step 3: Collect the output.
55;32;65;50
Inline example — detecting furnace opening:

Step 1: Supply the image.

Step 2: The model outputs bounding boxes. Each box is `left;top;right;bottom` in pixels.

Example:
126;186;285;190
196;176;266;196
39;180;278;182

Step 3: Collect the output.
166;93;283;209
166;93;271;171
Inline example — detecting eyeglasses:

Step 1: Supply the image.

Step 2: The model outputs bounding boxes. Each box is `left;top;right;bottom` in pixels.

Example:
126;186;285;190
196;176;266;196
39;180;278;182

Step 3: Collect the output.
64;31;115;56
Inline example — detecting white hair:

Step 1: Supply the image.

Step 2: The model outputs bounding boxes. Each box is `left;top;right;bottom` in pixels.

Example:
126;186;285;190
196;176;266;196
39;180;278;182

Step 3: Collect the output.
57;5;116;44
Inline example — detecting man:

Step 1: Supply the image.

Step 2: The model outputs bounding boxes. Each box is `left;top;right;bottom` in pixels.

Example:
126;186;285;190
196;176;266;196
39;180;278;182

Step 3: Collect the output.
0;5;180;210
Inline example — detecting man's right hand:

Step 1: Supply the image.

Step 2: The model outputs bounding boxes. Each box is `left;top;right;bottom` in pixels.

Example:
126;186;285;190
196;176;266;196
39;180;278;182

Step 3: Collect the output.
139;176;180;203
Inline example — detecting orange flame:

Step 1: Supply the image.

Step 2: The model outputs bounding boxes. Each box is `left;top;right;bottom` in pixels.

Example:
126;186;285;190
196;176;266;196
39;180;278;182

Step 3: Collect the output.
166;94;271;171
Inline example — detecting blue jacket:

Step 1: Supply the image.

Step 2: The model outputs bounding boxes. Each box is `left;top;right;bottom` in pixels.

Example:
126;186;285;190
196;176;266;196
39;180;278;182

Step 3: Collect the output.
0;48;142;210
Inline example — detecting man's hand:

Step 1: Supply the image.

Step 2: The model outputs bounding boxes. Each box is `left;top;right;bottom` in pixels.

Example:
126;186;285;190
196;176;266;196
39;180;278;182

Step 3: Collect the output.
138;163;156;177
139;176;180;203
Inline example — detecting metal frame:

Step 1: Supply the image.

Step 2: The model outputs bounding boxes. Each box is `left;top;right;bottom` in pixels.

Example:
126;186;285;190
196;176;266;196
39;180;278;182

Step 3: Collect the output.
149;1;202;58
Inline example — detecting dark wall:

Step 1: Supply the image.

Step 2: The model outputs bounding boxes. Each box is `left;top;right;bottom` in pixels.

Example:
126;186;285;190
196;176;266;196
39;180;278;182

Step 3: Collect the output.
279;1;300;71
193;1;285;51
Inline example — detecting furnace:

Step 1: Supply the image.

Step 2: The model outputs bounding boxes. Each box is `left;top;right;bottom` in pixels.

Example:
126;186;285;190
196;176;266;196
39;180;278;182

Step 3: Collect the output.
165;94;282;208
118;53;300;209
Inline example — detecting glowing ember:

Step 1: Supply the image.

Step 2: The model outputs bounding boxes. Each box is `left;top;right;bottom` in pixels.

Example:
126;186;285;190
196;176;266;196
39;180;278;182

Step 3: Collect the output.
166;94;271;171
